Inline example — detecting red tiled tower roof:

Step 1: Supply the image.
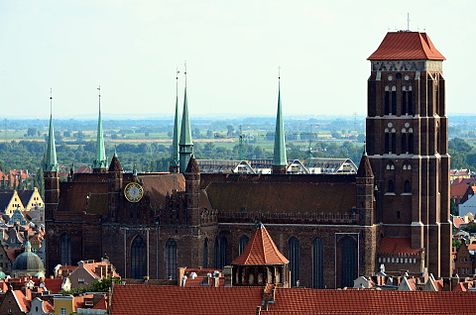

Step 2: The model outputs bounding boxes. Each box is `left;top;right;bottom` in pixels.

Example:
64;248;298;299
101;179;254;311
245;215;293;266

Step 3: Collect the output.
232;223;288;265
368;31;445;61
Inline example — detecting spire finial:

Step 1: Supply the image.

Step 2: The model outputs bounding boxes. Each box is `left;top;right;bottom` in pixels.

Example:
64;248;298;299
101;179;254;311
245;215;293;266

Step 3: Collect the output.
176;67;180;98
49;88;53;117
184;61;187;88
97;85;101;112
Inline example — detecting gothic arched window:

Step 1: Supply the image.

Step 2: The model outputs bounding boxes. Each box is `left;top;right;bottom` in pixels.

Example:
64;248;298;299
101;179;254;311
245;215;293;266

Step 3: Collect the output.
131;236;146;279
288;237;300;287
165;239;177;280
339;236;357;288
404;180;412;194
387;180;394;193
203;238;209;268
312;238;324;288
238;235;250;255
214;235;228;269
60;234;71;265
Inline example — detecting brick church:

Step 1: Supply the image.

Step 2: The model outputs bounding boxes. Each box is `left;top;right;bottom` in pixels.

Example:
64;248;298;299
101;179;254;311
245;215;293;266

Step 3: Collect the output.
44;31;451;288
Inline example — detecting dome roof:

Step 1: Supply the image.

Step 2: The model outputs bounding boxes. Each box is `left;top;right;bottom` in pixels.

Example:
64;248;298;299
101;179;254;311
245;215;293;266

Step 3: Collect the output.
12;241;44;274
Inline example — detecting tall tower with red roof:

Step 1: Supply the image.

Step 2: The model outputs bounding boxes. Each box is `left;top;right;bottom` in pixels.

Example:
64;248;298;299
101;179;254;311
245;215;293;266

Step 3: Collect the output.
367;31;451;277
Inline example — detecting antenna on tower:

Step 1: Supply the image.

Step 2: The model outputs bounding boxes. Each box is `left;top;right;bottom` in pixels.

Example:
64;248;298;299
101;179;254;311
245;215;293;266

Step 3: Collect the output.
406;12;410;31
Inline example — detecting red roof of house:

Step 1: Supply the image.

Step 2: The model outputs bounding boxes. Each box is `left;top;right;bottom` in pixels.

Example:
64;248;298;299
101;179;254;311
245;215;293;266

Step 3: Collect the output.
368;32;445;61
110;285;263;315
451;182;473;200
232;223;288;265
264;289;476;315
42;301;54;313
93;296;108;310
379;237;421;256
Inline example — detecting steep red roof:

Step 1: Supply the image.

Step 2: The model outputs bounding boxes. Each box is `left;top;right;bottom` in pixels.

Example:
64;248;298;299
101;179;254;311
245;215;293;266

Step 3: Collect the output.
379;237;421;256
232;224;289;266
264;289;476;315
368;32;445;61
110;285;263;315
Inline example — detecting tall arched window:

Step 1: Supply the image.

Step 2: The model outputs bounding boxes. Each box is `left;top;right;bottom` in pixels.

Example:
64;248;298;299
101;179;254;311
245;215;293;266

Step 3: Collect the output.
384;125;396;154
288;237;300;287
214;236;228;269
239;235;249;255
391;86;397;114
404;180;412;194
384;86;390;115
387;180;394;193
60;234;71;265
203;238;208;268
340;236;357;288
165;239;177;280
312;238;324;288
131;236;146;279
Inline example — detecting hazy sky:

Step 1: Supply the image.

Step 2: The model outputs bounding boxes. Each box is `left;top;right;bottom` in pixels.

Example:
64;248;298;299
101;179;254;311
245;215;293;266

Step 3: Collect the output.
0;0;474;118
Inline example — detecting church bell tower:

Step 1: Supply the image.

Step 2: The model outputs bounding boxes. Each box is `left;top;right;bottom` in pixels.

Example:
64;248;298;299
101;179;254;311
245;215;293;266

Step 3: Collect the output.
367;31;451;277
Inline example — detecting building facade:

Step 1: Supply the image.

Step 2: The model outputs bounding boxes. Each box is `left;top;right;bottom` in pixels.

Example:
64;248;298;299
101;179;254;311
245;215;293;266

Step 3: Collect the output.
45;31;451;288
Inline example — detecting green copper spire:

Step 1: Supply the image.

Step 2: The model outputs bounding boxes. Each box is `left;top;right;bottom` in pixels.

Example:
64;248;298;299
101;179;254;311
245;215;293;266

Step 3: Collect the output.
44;89;58;172
92;86;107;170
179;66;193;172
273;74;287;169
170;69;181;172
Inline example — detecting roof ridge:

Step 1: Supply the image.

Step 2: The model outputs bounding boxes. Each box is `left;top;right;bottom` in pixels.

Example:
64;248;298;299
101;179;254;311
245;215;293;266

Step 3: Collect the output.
417;33;430;60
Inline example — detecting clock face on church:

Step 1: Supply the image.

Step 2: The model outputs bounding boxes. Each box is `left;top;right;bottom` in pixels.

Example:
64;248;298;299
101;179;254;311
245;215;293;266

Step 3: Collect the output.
124;182;144;203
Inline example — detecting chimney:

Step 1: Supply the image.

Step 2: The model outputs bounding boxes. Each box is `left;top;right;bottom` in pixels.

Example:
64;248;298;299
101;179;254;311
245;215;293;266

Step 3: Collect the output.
256;306;262;315
177;267;186;285
223;266;233;287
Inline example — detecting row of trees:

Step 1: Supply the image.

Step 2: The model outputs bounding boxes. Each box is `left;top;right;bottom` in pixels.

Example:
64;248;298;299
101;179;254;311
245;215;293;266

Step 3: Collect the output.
2;137;474;179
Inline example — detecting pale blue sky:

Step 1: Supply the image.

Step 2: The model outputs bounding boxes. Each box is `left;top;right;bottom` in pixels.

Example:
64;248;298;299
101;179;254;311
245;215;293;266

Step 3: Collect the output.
0;0;474;118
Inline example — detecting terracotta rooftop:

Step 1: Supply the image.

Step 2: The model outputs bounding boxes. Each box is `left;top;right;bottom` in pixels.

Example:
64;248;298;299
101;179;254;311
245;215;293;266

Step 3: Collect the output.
368;31;445;61
264;289;476;315
110;285;263;315
379;237;422;256
110;284;476;315
232;223;288;266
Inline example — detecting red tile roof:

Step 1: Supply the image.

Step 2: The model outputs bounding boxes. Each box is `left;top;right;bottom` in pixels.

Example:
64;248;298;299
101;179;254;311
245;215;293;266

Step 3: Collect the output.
93;296;108;310
379;237;421;256
42;300;54;313
232;224;288;266
368;32;445;61
12;289;29;313
450;183;475;200
264;289;476;315
110;284;263;315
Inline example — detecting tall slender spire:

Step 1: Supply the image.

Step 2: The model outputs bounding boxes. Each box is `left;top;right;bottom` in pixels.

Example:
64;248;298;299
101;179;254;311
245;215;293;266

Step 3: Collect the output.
44;88;58;172
92;85;107;171
170;68;181;173
272;70;287;174
179;63;193;173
